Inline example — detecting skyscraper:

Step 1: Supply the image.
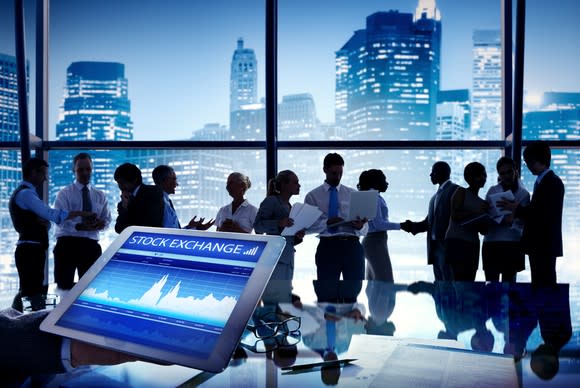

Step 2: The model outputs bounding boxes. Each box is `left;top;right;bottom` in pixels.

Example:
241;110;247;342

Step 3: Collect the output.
0;53;26;294
55;61;132;142
471;29;501;139
335;0;441;140
334;0;442;233
278;93;319;140
51;61;133;238
229;38;258;123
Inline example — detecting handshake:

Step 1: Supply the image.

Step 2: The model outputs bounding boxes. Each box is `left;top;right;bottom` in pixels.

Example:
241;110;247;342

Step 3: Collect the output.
400;220;420;235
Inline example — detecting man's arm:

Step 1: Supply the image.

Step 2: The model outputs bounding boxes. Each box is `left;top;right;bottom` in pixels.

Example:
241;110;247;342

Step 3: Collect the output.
1;308;65;375
0;308;137;378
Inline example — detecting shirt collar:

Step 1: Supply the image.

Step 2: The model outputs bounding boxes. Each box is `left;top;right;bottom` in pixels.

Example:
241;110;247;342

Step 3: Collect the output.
74;181;89;190
324;181;342;191
231;199;249;208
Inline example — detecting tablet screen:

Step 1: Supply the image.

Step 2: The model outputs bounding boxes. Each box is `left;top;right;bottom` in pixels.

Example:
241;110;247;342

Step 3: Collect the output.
41;227;285;371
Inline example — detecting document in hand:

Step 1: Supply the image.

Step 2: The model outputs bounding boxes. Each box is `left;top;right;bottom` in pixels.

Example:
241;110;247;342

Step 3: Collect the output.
282;202;323;236
488;190;515;218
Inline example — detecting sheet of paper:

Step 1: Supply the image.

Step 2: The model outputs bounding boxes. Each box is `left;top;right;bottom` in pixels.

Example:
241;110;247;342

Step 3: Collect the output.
368;344;518;388
340;335;517;388
488;190;516;218
282;202;322;236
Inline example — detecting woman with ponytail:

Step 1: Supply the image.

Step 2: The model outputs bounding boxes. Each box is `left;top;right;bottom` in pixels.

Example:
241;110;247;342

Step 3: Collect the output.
254;170;305;307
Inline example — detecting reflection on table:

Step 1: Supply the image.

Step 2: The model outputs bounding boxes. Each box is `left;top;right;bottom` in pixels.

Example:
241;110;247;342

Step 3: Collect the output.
15;280;580;387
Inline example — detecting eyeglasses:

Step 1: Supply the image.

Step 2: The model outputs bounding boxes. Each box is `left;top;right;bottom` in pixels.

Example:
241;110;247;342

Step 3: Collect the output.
240;331;301;353
246;311;301;339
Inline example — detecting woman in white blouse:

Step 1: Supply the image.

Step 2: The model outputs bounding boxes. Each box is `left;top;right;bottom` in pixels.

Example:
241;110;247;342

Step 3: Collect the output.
215;172;258;233
358;169;403;282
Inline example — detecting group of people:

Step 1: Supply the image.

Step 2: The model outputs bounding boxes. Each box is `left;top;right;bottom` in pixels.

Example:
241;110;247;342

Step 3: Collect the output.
3;140;566;383
8;141;565;311
402;141;564;286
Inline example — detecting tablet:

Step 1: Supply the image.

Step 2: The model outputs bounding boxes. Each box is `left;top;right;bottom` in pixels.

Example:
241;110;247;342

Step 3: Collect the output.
328;190;378;228
40;226;286;372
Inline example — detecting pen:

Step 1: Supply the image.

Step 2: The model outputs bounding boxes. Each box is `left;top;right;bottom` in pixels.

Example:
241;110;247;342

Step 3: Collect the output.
281;358;357;371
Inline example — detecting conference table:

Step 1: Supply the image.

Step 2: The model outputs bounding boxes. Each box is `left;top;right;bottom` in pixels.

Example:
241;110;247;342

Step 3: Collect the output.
36;280;579;387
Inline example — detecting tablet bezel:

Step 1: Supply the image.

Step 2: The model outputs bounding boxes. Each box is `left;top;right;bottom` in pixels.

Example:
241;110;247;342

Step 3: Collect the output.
40;226;286;372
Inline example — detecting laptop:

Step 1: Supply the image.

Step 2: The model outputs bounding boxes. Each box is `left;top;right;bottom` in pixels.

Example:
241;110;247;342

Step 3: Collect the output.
327;190;379;228
41;226;286;372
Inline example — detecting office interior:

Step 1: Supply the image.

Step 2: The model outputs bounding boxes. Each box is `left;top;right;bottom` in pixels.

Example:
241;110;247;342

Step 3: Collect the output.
1;0;579;386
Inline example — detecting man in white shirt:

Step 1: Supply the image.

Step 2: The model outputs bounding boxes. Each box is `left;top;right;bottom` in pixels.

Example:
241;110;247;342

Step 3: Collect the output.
305;153;367;281
152;165;214;230
53;153;111;290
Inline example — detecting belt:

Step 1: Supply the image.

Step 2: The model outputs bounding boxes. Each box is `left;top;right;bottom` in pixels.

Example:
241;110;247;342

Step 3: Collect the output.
320;235;360;241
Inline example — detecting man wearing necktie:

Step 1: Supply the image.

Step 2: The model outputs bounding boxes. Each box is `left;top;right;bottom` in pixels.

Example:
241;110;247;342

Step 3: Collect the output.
498;141;565;286
305;153;367;282
152;165;214;230
53;153;111;289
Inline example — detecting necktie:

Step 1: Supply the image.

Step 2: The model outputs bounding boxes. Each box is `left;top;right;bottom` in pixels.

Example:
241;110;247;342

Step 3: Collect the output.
328;186;339;232
328;186;339;219
82;185;92;212
168;198;181;228
533;179;539;192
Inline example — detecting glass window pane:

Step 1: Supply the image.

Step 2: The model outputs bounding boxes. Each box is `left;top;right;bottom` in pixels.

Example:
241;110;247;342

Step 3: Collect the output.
522;0;579;132
49;0;265;141
0;0;34;305
522;0;580;282
0;150;22;306
278;0;501;141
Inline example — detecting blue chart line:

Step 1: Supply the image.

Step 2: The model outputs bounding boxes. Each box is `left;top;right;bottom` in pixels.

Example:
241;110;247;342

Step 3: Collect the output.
77;255;248;327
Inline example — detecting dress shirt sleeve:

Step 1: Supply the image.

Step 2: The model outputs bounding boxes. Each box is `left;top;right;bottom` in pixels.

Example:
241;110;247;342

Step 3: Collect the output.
54;187;81;235
370;196;400;231
17;188;68;224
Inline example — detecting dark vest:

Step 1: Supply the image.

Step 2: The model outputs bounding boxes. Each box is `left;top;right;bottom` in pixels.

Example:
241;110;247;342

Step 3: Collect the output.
9;185;49;249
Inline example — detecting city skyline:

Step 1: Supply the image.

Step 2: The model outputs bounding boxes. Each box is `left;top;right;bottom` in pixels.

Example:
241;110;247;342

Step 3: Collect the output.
1;0;578;140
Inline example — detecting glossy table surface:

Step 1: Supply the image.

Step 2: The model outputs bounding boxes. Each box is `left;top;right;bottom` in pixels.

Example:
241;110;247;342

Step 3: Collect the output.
36;280;579;387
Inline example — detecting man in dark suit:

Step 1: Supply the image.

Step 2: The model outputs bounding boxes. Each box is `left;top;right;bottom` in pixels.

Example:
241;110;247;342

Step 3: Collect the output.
114;163;165;233
500;141;564;286
402;161;459;281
